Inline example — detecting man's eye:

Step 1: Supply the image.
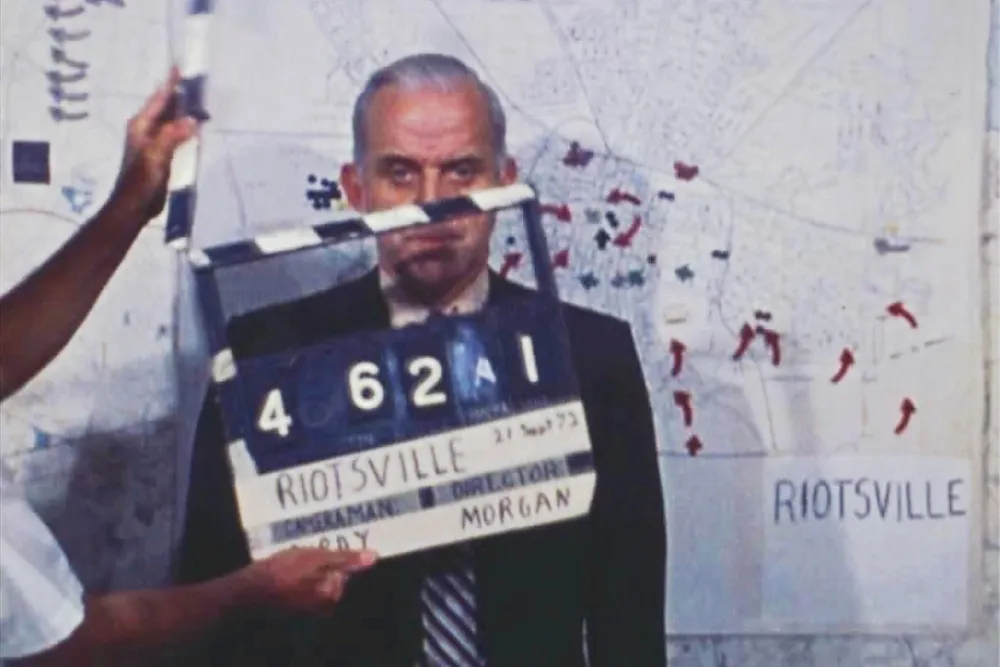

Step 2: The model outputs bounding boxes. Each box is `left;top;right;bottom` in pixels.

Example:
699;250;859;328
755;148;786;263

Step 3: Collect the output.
389;167;413;184
451;164;477;180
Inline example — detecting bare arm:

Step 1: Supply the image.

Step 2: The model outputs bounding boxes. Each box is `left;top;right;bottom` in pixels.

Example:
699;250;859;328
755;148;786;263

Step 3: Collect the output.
10;548;376;667
0;68;196;402
17;568;268;667
0;197;148;402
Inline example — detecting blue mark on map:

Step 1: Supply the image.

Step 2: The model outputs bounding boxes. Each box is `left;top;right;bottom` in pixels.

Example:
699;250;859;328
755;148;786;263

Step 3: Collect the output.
306;174;342;210
610;270;647;289
12;141;51;184
62;177;95;213
43;0;113;123
579;272;600;290
675;264;694;282
44;4;85;19
32;427;51;449
49;26;90;42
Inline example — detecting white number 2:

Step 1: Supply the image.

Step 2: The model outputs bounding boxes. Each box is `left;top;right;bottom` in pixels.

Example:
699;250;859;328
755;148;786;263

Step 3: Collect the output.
257;389;293;437
408;356;447;407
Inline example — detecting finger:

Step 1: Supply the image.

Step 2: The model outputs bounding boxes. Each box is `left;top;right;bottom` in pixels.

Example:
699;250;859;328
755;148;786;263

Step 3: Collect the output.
318;572;346;601
132;67;182;136
326;549;379;570
151;117;199;156
306;549;378;575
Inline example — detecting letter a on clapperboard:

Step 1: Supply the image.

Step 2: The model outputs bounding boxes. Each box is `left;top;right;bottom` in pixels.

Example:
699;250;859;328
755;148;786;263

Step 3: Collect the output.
476;356;497;386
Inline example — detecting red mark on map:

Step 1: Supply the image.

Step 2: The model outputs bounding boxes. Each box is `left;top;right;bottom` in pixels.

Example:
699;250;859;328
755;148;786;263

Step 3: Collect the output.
669;339;686;377
606;187;641;206
886;301;918;328
673;390;693;427
732;323;755;361
613;215;642;248
541;203;571;222
674;161;700;181
562;141;595;168
759;328;781;366
552;248;569;268
500;252;522;278
685;435;703;456
831;348;855;384
894;398;916;435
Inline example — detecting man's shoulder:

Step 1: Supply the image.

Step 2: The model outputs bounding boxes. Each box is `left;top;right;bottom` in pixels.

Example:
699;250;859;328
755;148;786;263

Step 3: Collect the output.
494;277;634;347
560;300;633;344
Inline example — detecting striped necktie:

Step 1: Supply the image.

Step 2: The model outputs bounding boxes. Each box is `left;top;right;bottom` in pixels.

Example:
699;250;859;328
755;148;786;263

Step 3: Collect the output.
420;544;484;665
419;308;484;665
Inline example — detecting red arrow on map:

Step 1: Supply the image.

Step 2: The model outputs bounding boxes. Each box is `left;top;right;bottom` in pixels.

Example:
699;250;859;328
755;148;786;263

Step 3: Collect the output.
669;339;686;377
732;323;755;361
674;161;700;181
552;248;569;268
612;215;642;248
886;301;918;328
685;435;703;456
541;203;571;222
500;252;522;278
831;348;855;384
759;328;781;366
673;390;694;427
606;187;641;206
894;398;916;435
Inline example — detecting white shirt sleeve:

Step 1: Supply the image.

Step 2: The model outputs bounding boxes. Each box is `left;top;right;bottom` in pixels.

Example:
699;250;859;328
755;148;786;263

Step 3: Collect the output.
0;481;85;660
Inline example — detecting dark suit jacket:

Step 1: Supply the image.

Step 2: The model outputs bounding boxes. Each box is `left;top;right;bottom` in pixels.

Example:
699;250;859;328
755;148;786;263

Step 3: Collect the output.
175;270;666;667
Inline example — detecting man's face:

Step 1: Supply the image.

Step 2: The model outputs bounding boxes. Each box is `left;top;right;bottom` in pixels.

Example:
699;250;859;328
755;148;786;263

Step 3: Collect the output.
341;81;517;301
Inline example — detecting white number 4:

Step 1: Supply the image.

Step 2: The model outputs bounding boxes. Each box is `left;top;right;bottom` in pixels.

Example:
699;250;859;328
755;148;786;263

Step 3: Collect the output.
257;388;293;437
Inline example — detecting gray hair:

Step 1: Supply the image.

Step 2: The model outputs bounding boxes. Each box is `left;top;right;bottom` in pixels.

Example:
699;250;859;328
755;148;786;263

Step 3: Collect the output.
351;53;508;170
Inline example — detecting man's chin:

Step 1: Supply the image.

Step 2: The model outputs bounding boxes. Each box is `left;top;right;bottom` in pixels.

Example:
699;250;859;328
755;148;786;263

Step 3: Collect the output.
395;261;459;299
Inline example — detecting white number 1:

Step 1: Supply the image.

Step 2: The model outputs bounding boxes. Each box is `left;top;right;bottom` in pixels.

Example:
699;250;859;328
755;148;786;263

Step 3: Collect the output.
519;334;539;383
257;388;293;437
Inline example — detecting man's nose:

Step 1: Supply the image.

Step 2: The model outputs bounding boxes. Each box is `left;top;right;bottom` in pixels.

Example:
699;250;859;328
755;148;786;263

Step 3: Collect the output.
416;174;440;204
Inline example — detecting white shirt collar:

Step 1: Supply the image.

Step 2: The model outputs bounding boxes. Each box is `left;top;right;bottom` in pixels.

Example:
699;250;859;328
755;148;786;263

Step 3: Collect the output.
379;267;490;328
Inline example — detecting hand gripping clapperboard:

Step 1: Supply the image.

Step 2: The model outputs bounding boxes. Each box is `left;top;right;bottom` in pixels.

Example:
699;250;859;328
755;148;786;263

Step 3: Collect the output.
163;26;594;560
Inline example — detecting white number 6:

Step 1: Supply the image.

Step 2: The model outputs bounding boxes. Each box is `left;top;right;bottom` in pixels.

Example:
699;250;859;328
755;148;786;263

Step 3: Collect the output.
408;356;447;407
348;361;384;411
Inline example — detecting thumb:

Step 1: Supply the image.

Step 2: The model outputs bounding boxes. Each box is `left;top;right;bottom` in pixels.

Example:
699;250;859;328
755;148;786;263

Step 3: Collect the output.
337;550;379;571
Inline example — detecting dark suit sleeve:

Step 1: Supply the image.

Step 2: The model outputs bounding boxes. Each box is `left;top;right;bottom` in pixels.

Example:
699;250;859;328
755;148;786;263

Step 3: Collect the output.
174;364;354;666
585;322;667;666
173;387;278;666
175;386;250;584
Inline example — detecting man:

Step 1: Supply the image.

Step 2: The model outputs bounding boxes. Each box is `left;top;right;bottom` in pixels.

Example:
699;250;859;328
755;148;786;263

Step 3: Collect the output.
0;69;377;667
178;53;667;666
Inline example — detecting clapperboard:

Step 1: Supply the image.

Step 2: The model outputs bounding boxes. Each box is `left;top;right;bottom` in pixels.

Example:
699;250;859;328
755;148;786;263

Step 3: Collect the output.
167;175;596;558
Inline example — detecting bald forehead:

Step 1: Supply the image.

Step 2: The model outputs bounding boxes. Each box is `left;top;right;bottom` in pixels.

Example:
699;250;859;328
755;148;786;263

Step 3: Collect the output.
362;81;494;163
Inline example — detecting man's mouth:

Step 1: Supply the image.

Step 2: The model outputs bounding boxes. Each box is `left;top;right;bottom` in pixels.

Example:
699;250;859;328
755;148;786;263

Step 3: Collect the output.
406;228;461;244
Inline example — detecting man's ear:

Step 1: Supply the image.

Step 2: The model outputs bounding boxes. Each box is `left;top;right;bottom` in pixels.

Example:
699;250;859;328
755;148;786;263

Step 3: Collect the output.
340;162;365;211
500;157;518;186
